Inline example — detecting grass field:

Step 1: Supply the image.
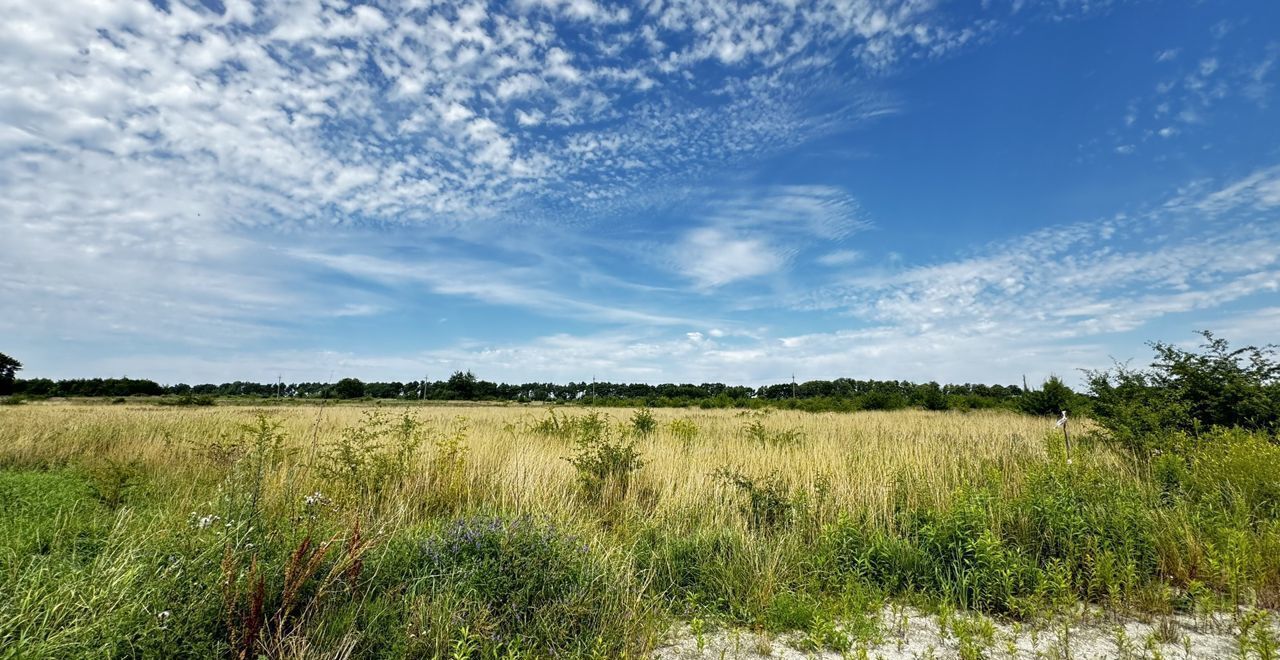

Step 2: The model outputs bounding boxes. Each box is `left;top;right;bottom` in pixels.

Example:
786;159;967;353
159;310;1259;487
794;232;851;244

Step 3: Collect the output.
1;402;1277;658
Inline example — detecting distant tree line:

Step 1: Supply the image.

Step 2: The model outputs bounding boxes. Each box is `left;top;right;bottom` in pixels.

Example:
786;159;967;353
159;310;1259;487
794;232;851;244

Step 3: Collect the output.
7;364;1090;414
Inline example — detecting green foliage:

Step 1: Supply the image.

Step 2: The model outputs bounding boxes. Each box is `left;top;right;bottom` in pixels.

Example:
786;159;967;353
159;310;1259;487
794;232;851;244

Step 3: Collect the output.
0;470;109;559
916;382;949;411
1174;428;1280;520
564;424;645;503
1008;461;1160;603
532;409;610;443
0;351;20;395
630;408;657;436
156;393;216;406
632;525;763;621
332;377;366;399
84;457;147;509
372;515;647;657
315;410;422;506
668;418;699;449
823;461;1163;614
1088;332;1280;450
1019;375;1083;417
741;416;804;448
713;467;798;531
446;370;479;400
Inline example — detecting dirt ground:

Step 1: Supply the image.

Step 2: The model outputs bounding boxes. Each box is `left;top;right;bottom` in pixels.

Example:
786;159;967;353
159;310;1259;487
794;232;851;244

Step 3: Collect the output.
654;605;1279;659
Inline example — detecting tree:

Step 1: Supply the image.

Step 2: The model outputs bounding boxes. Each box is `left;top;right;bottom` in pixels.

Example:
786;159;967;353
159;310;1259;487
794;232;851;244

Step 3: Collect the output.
1018;375;1080;416
915;381;948;411
1087;332;1280;450
333;377;365;399
0;352;22;395
446;370;478;400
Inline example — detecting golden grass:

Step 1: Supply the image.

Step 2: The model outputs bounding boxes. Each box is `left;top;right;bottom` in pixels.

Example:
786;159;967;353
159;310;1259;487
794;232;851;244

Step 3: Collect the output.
0;402;1119;532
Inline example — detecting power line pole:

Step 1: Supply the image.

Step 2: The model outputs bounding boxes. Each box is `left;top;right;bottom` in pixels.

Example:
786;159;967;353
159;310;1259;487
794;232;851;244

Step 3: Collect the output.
591;375;596;406
791;373;797;399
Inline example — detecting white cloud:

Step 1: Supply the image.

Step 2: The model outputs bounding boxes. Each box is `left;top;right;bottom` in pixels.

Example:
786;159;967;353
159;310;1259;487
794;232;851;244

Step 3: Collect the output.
817;250;863;266
2;0;1266;388
795;167;1280;349
673;228;787;289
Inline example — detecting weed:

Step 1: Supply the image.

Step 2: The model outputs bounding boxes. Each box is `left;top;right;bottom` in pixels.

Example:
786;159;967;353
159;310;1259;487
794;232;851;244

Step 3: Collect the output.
565;426;645;504
742;418;805;448
669;418;699;450
84;457;145;509
713;467;798;531
631;408;657;436
315;410;421;507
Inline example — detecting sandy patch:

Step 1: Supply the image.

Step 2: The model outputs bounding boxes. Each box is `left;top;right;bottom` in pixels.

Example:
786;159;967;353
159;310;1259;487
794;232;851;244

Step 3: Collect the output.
654;606;1279;659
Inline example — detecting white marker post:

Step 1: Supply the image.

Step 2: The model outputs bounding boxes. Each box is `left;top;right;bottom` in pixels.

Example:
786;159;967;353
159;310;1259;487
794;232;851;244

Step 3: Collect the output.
1056;410;1070;462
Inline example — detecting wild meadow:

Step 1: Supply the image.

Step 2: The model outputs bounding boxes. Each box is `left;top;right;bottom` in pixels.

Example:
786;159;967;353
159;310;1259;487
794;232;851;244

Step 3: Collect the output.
2;391;1278;658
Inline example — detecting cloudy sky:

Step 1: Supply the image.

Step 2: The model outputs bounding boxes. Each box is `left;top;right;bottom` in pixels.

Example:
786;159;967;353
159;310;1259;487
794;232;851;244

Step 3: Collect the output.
2;0;1278;387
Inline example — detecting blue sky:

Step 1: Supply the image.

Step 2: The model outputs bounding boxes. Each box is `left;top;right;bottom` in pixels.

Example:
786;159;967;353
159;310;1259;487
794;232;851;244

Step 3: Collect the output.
2;0;1278;386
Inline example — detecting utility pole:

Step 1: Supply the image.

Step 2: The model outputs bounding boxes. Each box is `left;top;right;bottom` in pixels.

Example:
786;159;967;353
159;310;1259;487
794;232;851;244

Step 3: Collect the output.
277;374;283;398
591;375;596;406
420;374;427;400
791;373;797;399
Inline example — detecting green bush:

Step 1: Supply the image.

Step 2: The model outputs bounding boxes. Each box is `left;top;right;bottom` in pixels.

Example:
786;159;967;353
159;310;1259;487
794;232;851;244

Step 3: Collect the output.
823;462;1165;614
1088;332;1280;451
741;418;804;448
632;525;765;622
630;408;657;436
1007;462;1160;602
1179;428;1280;521
564;425;645;503
532;409;610;443
713;467;798;531
371;515;647;657
315;410;421;507
1018;375;1086;417
668;418;699;449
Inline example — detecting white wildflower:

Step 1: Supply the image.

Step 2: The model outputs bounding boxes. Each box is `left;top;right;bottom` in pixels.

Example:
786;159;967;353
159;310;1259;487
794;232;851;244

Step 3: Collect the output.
304;491;329;508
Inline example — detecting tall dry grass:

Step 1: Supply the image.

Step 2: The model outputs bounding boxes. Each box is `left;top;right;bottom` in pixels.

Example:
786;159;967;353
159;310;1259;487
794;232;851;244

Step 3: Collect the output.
0;402;1107;531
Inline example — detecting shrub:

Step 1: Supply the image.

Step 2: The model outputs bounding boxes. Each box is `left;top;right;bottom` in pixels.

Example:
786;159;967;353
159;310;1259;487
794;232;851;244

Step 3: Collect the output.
1007;462;1160;602
83;457;146;509
372;516;647;657
632;526;757;619
668;418;699;449
1018;376;1085;417
824;462;1163;614
742;418;804;448
1181;428;1280;521
564;426;645;503
315;410;422;507
1087;332;1280;451
713;468;798;531
630;408;657;436
532;409;609;443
